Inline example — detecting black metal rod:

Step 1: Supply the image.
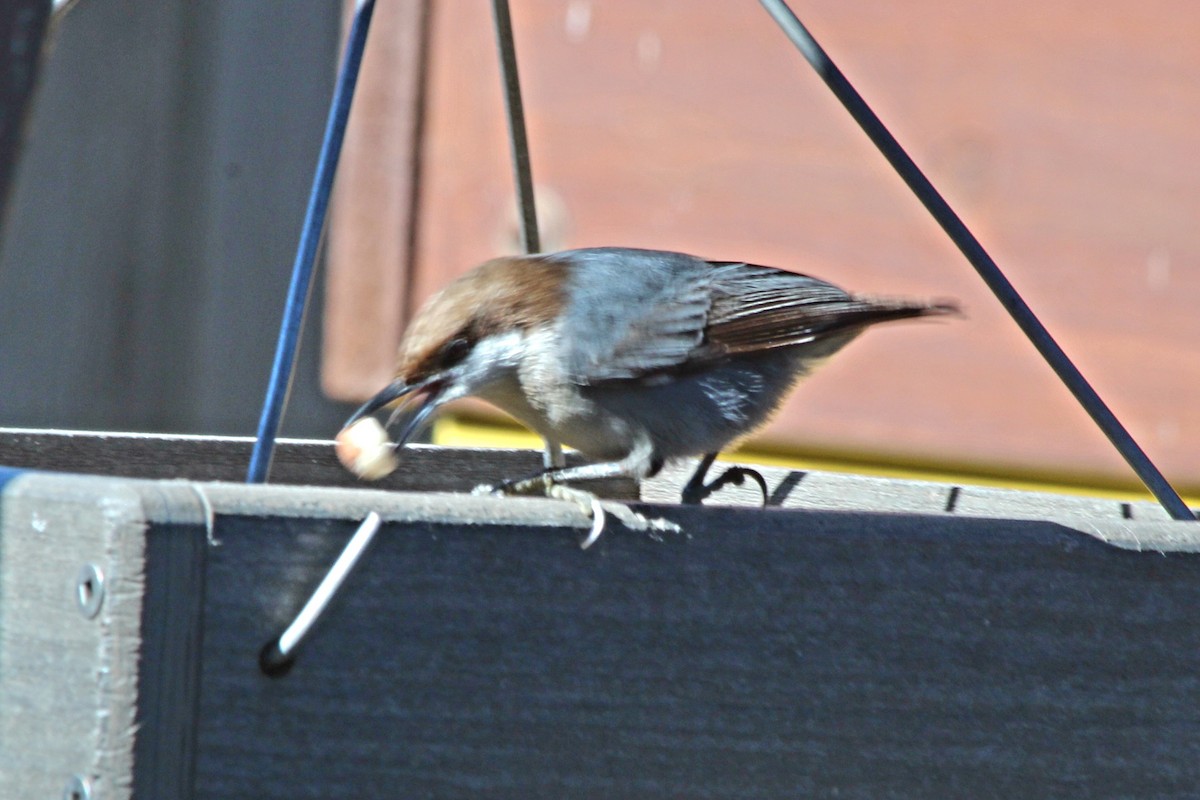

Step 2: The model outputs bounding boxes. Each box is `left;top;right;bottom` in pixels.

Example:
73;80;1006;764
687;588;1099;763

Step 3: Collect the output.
758;0;1194;521
491;0;540;254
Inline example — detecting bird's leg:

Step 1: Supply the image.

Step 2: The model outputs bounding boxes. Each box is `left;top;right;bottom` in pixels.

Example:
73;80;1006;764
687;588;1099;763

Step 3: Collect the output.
543;438;565;469
497;455;640;495
484;436;655;495
681;452;769;506
465;438;565;497
680;453;719;504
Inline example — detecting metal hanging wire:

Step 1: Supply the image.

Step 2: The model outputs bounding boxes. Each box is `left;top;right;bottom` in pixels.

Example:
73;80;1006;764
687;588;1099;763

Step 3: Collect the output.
246;0;377;484
757;0;1194;521
492;0;541;254
258;0;545;675
248;0;534;483
252;0;382;675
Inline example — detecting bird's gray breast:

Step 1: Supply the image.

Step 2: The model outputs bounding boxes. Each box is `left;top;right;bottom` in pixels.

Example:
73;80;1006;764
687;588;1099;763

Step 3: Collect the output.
577;348;807;460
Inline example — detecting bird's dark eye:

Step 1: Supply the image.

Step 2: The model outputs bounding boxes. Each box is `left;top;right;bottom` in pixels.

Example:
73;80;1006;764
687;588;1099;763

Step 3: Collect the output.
440;336;472;367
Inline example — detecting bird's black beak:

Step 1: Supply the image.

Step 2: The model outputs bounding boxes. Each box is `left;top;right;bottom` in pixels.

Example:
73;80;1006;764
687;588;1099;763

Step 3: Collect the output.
341;374;445;449
343;377;416;427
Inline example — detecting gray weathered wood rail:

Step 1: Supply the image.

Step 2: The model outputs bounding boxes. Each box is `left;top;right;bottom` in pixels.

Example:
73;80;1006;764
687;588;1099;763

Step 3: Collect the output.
1;429;1198;799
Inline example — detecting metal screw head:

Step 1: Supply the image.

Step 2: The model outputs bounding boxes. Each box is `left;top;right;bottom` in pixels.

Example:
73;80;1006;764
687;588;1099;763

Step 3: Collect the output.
75;564;104;619
63;774;92;800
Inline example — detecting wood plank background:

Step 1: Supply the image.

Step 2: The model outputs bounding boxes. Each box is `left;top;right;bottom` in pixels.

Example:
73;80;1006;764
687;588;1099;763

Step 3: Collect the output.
324;0;1200;492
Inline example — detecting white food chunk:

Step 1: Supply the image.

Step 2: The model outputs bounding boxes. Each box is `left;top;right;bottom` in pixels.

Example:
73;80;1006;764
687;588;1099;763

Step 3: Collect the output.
335;417;399;480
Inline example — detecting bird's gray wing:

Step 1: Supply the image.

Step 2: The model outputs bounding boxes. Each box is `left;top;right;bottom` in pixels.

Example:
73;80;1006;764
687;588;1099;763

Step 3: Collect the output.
553;248;714;383
702;261;872;354
558;251;945;383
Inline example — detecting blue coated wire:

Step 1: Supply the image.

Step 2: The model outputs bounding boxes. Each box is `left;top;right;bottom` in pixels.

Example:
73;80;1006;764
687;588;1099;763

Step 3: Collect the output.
247;0;377;484
758;0;1194;521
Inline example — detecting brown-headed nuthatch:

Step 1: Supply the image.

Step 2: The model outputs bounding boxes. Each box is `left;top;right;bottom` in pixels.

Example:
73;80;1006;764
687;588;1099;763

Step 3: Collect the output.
336;247;957;504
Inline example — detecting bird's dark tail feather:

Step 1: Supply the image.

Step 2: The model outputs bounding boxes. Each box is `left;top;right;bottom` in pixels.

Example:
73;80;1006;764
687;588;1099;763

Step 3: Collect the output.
820;296;962;335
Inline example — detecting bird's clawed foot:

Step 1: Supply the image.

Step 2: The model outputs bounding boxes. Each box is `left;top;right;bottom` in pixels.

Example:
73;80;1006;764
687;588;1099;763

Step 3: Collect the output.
473;470;554;498
681;453;769;506
473;474;680;549
546;484;607;549
472;474;606;548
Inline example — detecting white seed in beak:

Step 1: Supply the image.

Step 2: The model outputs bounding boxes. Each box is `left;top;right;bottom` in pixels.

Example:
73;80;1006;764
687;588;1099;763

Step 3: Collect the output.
335;417;399;480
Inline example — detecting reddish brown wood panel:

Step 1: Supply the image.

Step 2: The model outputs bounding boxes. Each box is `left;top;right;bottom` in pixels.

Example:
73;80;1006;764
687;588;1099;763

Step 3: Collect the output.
322;0;428;400
327;0;1200;490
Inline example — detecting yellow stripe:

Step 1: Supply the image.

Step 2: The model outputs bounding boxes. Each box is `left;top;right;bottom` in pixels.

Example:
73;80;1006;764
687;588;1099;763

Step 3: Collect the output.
431;414;1197;506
